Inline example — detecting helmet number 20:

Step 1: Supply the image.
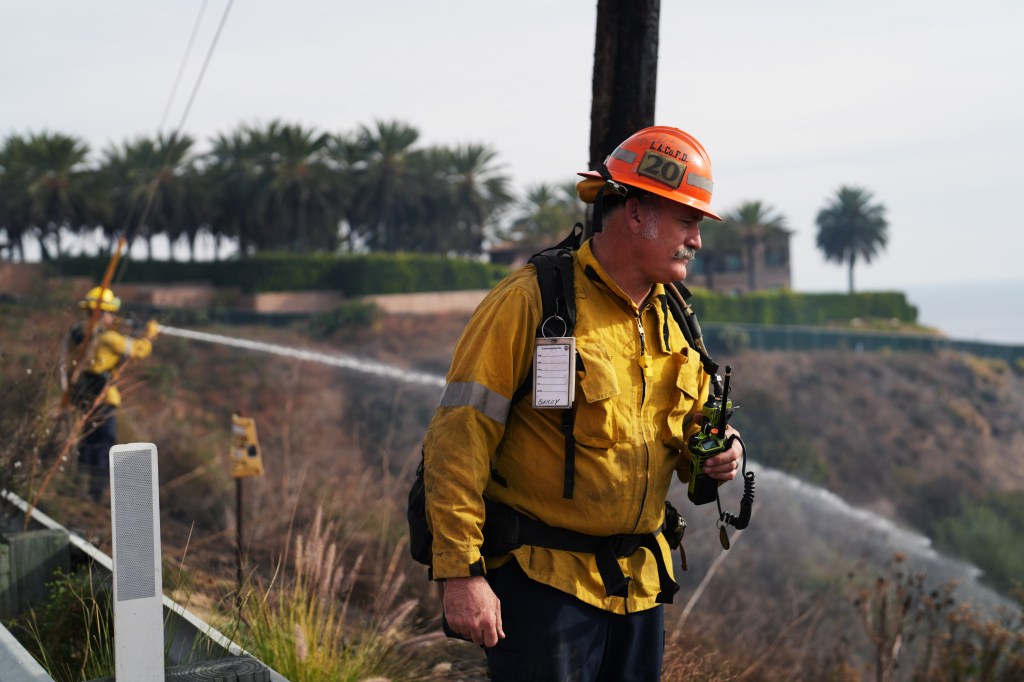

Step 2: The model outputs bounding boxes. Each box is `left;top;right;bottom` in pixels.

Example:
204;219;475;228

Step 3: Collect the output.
638;150;685;189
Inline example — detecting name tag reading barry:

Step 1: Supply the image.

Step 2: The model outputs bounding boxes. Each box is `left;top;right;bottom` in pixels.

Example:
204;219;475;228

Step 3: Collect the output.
533;337;576;409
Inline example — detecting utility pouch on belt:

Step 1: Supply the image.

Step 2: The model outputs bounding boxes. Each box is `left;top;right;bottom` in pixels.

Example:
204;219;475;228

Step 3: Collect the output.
407;456;432;567
663;500;688;572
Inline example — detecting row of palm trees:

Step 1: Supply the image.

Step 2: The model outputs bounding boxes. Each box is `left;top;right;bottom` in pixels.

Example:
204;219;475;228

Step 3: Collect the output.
0;119;888;292
0;120;515;262
507;181;888;293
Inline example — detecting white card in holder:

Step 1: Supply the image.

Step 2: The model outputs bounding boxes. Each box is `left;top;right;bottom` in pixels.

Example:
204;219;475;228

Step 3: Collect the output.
533;336;576;409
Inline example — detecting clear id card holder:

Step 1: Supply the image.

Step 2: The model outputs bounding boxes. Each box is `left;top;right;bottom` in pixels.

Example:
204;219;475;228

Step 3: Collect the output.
532;315;576;409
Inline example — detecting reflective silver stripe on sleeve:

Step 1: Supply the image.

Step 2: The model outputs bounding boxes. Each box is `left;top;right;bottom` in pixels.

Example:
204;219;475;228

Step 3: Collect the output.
610;148;638;164
686;172;713;193
123;337;133;359
437;381;512;425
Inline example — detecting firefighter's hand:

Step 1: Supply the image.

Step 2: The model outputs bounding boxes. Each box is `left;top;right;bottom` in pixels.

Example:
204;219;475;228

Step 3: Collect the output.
443;575;505;647
703;425;744;482
144;319;160;340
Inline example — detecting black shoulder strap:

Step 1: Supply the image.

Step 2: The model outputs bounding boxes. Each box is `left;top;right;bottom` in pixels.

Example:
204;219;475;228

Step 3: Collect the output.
531;248;576;339
664;282;720;377
528;223;585;337
511;224;585;498
511;228;582;408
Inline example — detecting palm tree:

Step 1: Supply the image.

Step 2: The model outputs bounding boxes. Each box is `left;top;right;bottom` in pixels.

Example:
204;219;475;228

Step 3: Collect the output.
155;134;209;261
205;127;264;258
815;186;888;293
348;120;424;252
101;132;206;260
694;217;743;291
724;200;789;292
504;182;584;246
437;143;514;255
382;146;447;253
0;137;19;260
2;131;107;263
247;120;345;252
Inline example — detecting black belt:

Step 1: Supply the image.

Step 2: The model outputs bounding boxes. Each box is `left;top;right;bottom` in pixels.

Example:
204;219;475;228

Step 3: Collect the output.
481;499;679;603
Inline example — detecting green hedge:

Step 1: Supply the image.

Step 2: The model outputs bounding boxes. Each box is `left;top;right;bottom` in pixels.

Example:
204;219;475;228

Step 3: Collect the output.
54;255;915;323
688;288;918;324
54;253;509;295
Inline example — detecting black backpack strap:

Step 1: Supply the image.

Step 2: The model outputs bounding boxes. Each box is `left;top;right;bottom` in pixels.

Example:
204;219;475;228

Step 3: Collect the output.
530;248;577;340
560;408;576;499
520;229;584;499
553;221;586;251
513;228;582;406
665;281;719;377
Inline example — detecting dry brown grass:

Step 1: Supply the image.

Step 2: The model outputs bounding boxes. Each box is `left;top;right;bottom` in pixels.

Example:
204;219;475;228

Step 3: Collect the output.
4;296;1024;681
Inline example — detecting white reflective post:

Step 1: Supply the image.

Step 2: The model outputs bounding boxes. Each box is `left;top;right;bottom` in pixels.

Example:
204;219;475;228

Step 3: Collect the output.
109;443;164;681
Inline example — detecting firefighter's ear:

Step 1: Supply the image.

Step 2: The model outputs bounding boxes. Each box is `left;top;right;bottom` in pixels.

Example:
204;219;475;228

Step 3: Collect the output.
624;196;645;234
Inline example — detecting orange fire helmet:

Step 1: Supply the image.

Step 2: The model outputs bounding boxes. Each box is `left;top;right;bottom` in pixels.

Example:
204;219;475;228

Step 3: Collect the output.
577;126;722;221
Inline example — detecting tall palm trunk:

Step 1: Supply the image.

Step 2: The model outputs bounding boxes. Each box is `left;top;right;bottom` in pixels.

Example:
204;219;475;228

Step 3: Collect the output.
703;265;716;291
37;228;58;263
746;239;758;292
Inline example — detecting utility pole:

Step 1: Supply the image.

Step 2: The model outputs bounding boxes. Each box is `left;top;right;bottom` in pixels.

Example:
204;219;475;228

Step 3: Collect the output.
589;0;661;172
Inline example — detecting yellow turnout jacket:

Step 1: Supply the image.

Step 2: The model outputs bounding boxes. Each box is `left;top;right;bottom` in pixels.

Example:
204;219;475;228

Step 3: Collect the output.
83;328;154;407
423;240;711;613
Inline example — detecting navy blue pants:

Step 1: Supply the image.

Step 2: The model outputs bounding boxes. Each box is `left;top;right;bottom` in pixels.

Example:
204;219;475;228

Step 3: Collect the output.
78;405;116;502
485;560;664;682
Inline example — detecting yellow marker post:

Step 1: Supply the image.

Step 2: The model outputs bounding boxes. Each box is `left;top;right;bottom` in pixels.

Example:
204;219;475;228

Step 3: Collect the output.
230;414;264;478
230;413;264;596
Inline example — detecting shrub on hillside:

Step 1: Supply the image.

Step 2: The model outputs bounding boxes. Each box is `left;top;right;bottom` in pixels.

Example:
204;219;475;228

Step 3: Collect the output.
847;555;1024;680
930;492;1024;598
308;300;381;340
0;307;75;496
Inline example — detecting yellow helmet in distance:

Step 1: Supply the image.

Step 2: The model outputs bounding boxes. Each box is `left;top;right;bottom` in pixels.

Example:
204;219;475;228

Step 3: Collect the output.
79;286;121;312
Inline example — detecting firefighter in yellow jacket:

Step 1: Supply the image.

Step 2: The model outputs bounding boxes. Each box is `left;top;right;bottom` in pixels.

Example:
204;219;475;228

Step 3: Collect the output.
423;127;744;680
70;286;159;502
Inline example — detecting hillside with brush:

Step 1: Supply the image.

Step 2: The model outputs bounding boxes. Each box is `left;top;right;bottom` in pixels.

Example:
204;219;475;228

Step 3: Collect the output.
2;297;1022;680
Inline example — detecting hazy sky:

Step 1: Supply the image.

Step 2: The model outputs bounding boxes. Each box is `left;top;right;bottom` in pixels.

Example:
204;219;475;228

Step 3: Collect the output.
3;1;1022;292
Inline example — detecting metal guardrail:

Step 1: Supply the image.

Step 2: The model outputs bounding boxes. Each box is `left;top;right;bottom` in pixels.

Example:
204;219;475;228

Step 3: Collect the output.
0;623;52;682
0;490;289;682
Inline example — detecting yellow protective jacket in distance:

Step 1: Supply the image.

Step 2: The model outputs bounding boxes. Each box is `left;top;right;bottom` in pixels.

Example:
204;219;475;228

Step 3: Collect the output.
423;240;711;614
83;327;154;407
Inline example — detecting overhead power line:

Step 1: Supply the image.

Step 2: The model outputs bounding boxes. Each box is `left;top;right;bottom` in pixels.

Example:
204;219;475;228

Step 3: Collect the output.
173;0;234;136
115;0;234;283
159;0;210;134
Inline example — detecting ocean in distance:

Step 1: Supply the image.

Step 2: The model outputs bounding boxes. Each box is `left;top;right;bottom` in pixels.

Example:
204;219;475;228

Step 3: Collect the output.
901;279;1024;346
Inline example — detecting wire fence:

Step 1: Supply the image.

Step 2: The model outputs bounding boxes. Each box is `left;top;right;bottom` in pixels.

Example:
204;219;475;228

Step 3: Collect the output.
121;302;1024;365
702;323;1024;364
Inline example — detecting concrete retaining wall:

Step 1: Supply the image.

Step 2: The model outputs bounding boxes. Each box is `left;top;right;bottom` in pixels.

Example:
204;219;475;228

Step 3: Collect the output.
367;290;488;314
5;269;491;316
